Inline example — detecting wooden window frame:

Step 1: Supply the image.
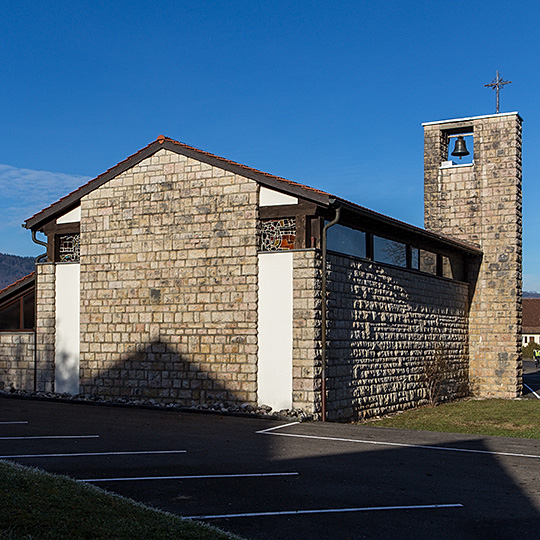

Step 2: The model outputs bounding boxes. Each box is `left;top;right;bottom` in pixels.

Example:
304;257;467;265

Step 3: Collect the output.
0;290;35;332
42;222;80;262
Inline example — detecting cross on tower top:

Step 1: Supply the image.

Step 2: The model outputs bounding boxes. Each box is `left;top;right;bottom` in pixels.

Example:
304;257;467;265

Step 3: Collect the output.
484;70;511;114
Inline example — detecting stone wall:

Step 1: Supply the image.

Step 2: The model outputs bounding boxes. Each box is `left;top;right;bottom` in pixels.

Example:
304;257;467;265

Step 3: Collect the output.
292;249;322;415
326;252;469;421
35;263;55;392
78;148;259;405
0;332;35;391
424;113;522;397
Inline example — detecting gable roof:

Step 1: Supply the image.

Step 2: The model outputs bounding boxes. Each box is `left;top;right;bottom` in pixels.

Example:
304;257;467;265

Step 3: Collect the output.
24;136;332;231
523;298;540;332
24;136;482;257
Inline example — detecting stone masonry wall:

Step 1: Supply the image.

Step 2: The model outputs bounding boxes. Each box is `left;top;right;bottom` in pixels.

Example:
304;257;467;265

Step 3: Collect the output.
326;253;469;421
0;332;35;391
35;263;55;392
78;148;259;405
424;113;522;397
292;249;322;416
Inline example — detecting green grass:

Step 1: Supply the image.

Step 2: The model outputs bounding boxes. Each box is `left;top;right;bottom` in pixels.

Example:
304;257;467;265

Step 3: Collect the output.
364;399;540;439
0;460;245;540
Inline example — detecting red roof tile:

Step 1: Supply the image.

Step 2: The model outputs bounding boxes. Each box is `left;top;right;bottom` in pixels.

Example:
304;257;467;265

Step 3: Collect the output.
0;271;35;299
162;137;331;197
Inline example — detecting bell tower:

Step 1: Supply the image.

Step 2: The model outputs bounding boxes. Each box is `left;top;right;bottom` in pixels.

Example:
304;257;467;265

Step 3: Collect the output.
423;112;523;397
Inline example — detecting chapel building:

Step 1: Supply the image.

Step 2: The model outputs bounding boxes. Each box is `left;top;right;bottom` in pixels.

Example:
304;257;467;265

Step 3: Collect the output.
0;112;523;420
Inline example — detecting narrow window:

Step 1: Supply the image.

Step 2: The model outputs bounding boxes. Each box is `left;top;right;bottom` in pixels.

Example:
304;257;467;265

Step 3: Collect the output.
410;247;420;270
373;236;407;268
419;249;438;275
23;291;35;329
327;225;366;259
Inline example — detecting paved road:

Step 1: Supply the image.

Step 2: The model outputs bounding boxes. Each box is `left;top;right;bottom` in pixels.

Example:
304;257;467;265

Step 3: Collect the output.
523;358;540;399
1;397;540;539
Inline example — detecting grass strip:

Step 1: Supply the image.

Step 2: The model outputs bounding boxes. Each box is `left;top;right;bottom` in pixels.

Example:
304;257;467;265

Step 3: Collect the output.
364;399;540;439
0;460;245;540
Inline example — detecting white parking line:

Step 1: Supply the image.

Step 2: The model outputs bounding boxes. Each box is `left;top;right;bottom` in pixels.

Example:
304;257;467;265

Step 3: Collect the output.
257;422;300;433
524;383;540;399
0;450;187;459
80;472;299;483
0;421;28;425
0;435;99;440
187;502;464;519
258;427;540;460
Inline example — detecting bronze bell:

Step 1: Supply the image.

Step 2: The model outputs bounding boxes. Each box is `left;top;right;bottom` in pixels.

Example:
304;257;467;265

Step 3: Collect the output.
451;136;470;159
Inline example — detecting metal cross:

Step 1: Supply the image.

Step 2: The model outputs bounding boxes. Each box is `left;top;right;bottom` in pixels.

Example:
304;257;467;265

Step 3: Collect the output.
484;70;511;113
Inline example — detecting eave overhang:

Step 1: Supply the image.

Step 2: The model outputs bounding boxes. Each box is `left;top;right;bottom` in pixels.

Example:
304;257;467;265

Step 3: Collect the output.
332;198;482;257
23;136;482;260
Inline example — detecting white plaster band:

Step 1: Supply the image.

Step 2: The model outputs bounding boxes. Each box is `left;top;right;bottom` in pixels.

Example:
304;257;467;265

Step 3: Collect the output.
422;111;520;126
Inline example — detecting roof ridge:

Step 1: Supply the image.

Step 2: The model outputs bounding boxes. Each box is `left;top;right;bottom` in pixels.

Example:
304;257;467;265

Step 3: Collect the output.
162;136;331;197
25;136;332;228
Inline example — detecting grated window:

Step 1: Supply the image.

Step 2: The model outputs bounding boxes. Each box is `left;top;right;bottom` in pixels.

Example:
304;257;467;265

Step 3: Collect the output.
58;234;80;262
260;218;296;251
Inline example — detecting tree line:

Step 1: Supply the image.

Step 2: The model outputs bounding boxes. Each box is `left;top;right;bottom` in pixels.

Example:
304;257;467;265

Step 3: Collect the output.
0;253;35;290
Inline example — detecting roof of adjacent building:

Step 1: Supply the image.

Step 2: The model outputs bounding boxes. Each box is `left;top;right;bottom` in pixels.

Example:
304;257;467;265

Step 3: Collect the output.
24;135;482;257
524;298;540;333
0;272;35;305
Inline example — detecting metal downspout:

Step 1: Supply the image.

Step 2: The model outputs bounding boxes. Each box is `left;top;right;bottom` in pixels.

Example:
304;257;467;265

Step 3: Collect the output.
321;201;341;422
31;230;48;392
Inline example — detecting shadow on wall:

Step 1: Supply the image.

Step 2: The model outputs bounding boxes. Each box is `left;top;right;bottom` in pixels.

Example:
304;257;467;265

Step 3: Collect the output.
325;254;469;422
81;338;244;407
55;350;79;395
0;336;35;391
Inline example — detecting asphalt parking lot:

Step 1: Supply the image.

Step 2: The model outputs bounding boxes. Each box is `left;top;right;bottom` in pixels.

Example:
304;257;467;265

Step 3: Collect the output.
523;359;540;399
1;397;540;540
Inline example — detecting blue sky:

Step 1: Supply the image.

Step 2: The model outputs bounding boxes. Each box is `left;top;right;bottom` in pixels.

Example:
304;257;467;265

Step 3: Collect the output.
1;1;539;290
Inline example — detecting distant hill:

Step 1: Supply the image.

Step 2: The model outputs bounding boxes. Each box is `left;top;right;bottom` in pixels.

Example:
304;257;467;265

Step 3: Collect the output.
0;253;35;290
524;291;540;298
